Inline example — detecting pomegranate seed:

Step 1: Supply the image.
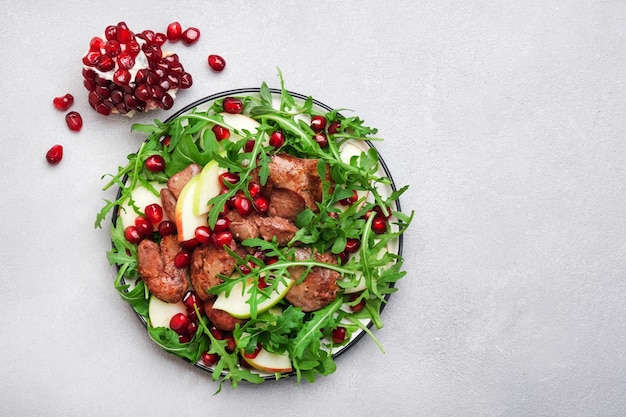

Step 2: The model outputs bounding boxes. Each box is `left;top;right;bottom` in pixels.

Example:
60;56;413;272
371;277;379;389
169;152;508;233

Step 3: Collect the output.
169;313;189;335
65;111;83;132
158;220;176;236
45;144;63;165
161;136;171;148
224;335;236;353
113;69;131;86
181;238;200;250
234;196;253;216
53;94;74;111
194;226;212;244
331;327;347;344
257;276;270;289
104;25;117;41
178;334;191;343
207;54;226;72
183;291;202;312
160;93;174;110
313;132;328;147
248;182;262;198
310;115;327;132
339;190;359;206
139;30;155;43
83;50;102;67
328;121;341;135
116;22;133;44
117;52;135;70
269;130;285;148
371;216;387;234
212;231;233;247
135;84;152;102
338;250;349;265
253;197;269;213
174;250;191;269
187;321;198;336
210;327;224;340
144;203;163;224
218;172;240;188
127;39;141;56
145;154;166;172
124;226;143;244
134;216;153;236
166;22;182;42
243;343;262;359
201;352;218;366
89;36;104;51
180;72;193;89
222;97;243;114
213;217;230;232
345;238;361;253
212;125;230;141
104;40;121;57
153;32;168;46
244;139;255;153
181;27;201;45
349;293;366;313
97;55;115;72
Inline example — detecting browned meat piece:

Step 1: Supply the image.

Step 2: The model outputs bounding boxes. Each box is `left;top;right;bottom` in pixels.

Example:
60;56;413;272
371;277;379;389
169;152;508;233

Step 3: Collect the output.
226;211;297;246
284;248;340;312
190;241;244;300
166;163;201;199
160;187;177;222
268;188;305;220
203;298;246;331
265;154;328;212
137;235;188;303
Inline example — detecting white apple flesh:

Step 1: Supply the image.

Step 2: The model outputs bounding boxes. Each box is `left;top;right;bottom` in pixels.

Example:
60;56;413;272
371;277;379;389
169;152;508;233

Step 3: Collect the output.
212;277;294;319
193;159;226;216
118;182;170;230
242;346;293;374
174;175;208;242
148;295;187;328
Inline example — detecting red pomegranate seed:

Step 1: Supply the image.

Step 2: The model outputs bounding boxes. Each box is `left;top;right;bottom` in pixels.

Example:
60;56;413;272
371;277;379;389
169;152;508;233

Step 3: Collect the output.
169;313;189;335
212;124;230;141
89;36;104;51
269;130;285;147
82;50;101;67
181;238;200;250
144;203;163;224
310;115;327;132
65;111;83;132
181;27;201;45
153;32;168;46
212;231;233;247
248;182;262;198
349;293;367;313
253;197;269;213
234;195;253;216
218;172;240;188
180;72;193;89
331;327;347;344
158;220;176;236
201;352;218;366
104;25;117;41
345;238;361;253
257;276;270;289
244;139;255;153
338;250;349;265
222;97;243;114
224;335;236;353
160;93;174;110
127;39;141;56
124;225;143;244
144;154;166;172
339;190;358;206
210;327;224;340
313;132;328;147
134;216;153;236
166;22;182;42
207;54;226;72
113;69;131;86
116;22;133;43
53;94;74;111
243;343;263;359
45;144;63;165
117;52;135;70
174;250;191;269
213;217;230;232
194;226;212;245
97;55;115;72
371;216;387;234
178;334;191;343
183;291;201;312
104;40;121;57
328;121;341;135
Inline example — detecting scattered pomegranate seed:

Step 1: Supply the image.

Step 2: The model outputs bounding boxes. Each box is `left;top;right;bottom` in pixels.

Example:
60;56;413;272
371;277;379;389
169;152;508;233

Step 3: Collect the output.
371;216;388;234
344;238;361;254
183;291;202;313
145;154;166;172
331;327;347;344
181;238;200;250
328;121;341;135
181;27;201;45
212;217;230;232
169;313;190;335
212;124;230;141
257;276;270;289
349;293;366;313
243;343;262;359
201;352;218;366
234;195;253;216
248;182;262;198
53;94;74;111
158;220;176;236
212;231;233;247
338;250;349;265
244;139;255;152
174;250;191;269
310;115;327;132
313;132;328;147
222;97;243;114
144;203;163;224
218;172;240;188
166;22;182;41
269;130;285;148
339;190;358;206
124;225;143;244
65;111;83;131
253;197;269;213
194;226;212;245
45;145;63;165
224;335;236;353
210;327;224;340
134;216;153;236
178;334;191;343
207;54;226;72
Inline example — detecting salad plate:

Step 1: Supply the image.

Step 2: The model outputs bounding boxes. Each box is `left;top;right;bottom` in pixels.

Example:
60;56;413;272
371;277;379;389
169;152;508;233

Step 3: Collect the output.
97;77;412;392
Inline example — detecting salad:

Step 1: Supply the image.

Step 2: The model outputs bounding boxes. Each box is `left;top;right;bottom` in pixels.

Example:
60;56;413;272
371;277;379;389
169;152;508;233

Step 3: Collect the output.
96;73;413;392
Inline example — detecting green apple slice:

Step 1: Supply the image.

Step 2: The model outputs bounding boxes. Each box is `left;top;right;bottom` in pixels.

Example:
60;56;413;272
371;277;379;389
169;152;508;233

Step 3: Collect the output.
220;112;260;140
241;345;293;374
148;295;187;328
193;159;227;216
118;182;169;229
212;277;294;319
174;175;208;241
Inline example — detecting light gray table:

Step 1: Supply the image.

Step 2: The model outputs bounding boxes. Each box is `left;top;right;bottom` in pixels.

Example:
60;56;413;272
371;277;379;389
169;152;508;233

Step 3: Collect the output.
1;1;625;416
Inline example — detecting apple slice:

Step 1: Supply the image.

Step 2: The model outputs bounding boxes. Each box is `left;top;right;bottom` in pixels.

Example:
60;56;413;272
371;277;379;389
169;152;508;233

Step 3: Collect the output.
220;112;261;141
193;159;227;216
335;141;371;210
174;175;208;241
148;295;187;328
242;345;293;374
118;182;169;229
212;277;294;319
